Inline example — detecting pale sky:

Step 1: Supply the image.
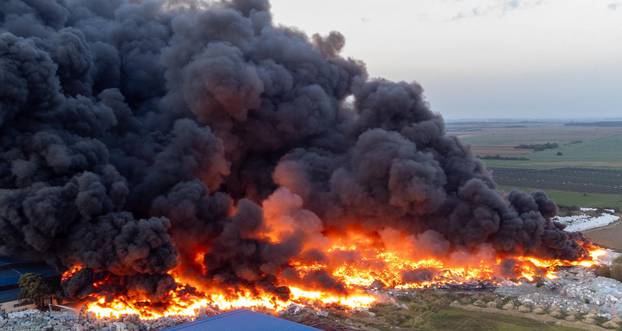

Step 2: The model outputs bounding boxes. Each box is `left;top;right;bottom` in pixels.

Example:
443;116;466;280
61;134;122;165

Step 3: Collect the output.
270;0;622;119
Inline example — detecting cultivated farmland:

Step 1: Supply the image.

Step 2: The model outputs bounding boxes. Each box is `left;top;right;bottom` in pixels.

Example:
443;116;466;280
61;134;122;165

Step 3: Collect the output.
450;120;622;211
491;168;622;194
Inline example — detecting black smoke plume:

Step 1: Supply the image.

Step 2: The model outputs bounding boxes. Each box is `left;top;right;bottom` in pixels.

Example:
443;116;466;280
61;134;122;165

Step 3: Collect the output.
0;0;586;301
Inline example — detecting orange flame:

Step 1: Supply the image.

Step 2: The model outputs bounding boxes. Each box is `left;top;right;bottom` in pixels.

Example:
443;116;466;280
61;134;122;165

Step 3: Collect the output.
61;263;84;282
85;283;377;320
74;237;605;320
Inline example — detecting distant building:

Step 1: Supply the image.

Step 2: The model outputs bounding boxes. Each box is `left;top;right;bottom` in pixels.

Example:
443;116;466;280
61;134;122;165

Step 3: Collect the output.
0;257;59;312
163;309;320;331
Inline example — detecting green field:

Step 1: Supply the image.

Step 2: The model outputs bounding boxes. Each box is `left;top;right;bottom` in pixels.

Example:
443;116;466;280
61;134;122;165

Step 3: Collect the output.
454;123;622;169
490;168;622;194
498;185;622;210
450;120;622;250
447;121;622;210
481;134;622;169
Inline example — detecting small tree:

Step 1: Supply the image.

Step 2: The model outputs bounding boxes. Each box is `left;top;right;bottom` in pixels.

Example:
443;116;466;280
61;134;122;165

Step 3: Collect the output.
18;273;50;309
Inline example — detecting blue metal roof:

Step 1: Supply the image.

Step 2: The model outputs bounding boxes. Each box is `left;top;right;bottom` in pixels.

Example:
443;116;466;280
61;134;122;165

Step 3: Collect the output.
0;269;24;288
0;257;60;303
0;257;27;268
0;267;58;287
0;264;58;288
0;288;20;303
163;310;320;331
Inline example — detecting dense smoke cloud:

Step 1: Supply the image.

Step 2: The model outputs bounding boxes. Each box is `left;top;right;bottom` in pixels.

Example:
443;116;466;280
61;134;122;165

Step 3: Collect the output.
0;0;586;300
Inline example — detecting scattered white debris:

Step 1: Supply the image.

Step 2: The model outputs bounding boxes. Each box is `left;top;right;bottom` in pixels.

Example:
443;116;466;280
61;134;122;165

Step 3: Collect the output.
555;209;620;232
0;309;198;331
564;276;622;313
580;207;598;212
7;309;39;319
497;267;622;317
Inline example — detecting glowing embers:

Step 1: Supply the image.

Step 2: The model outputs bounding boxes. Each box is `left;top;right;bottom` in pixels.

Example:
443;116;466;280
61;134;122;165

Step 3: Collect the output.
308;230;606;289
515;247;606;281
86;286;211;320
84;283;377;320
61;263;84;282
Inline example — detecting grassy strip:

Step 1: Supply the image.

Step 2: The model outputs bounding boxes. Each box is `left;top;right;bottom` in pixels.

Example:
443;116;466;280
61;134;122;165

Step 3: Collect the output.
498;185;622;210
423;307;582;331
490;167;622;194
482;158;622;170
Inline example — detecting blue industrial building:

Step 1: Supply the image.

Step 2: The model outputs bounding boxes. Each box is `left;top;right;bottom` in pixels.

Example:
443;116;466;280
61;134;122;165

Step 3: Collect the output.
0;256;59;312
163;310;320;331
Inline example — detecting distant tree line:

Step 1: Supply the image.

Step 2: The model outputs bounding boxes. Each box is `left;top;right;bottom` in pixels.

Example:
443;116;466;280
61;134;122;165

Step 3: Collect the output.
565;121;622;127
478;155;530;161
514;142;559;152
501;125;527;128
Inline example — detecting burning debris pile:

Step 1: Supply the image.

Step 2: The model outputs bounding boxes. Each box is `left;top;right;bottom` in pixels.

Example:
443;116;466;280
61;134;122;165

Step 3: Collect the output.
0;0;601;320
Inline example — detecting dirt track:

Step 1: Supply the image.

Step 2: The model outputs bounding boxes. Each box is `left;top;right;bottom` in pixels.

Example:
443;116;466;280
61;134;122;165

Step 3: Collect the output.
585;220;622;251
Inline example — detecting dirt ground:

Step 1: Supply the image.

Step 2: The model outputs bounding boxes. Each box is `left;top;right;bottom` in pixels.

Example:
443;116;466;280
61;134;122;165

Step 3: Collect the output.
451;303;602;331
585;221;622;251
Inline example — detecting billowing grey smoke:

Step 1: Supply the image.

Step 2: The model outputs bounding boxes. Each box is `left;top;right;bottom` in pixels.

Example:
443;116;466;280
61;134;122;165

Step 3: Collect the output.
0;0;586;301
